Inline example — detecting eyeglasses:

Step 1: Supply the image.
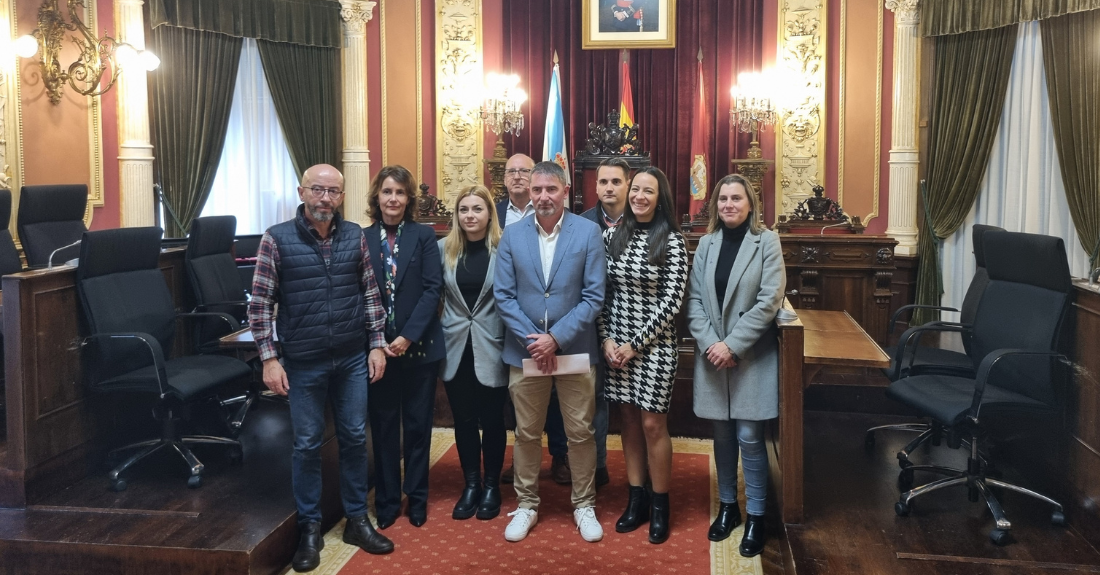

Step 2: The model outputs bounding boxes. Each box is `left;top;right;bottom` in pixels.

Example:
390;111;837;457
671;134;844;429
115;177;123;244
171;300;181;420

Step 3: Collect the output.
504;168;533;178
303;186;344;199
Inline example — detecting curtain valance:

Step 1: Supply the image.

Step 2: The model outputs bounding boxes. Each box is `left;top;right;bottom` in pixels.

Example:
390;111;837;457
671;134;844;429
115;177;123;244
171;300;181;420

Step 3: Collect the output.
921;0;1100;37
150;0;342;48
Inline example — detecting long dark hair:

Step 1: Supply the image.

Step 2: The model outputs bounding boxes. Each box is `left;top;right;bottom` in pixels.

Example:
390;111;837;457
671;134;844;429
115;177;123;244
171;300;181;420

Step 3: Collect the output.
608;166;681;266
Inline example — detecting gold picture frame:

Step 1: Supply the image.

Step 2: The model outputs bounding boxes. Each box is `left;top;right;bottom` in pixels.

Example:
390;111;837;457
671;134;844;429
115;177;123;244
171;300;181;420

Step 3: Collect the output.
582;0;676;50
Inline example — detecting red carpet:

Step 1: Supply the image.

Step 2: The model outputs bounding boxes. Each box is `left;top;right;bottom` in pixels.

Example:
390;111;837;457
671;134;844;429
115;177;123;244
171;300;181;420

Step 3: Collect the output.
337;443;714;575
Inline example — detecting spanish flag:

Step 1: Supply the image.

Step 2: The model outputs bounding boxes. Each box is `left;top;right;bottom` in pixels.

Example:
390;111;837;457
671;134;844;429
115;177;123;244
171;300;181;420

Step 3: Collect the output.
689;48;709;216
619;50;634;128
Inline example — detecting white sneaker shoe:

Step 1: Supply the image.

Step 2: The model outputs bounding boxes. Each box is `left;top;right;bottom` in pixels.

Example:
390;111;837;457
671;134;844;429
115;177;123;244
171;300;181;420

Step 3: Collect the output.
574;506;604;542
504;508;538;542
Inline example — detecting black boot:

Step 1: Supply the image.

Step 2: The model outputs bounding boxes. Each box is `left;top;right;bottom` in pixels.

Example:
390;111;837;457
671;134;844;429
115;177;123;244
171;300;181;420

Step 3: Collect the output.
615;485;650;533
342;515;394;555
476;474;502;520
649;492;670;544
292;522;324;572
739;514;766;557
707;501;742;542
452;470;482;520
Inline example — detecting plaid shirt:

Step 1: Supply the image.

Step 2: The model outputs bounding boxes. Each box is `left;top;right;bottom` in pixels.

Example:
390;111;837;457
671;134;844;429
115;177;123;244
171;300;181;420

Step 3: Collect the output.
247;217;387;361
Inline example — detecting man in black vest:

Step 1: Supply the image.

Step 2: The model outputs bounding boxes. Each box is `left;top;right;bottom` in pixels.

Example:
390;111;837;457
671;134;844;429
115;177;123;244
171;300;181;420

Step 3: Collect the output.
248;164;393;572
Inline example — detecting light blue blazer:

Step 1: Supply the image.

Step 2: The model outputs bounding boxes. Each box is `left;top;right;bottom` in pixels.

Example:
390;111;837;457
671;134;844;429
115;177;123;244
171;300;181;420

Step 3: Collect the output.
438;238;508;387
493;211;606;368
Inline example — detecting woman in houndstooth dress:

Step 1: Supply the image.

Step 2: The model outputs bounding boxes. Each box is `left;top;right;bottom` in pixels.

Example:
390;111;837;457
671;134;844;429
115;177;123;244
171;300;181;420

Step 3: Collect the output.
597;166;688;544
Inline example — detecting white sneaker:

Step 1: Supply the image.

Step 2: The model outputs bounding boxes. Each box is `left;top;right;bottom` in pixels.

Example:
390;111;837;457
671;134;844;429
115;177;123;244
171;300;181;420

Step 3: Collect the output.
504;508;538;542
574;506;603;542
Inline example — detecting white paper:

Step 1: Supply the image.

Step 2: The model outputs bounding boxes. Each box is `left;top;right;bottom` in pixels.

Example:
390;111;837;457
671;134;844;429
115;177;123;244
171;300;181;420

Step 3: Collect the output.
522;353;590;377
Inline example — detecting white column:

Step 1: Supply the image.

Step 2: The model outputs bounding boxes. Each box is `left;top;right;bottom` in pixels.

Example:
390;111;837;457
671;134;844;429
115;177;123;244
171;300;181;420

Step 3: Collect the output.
115;0;155;228
885;0;920;256
340;1;376;227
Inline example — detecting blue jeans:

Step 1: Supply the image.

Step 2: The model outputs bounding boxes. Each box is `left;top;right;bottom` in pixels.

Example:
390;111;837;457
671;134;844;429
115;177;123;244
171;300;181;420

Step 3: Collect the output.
713;419;769;516
285;350;370;524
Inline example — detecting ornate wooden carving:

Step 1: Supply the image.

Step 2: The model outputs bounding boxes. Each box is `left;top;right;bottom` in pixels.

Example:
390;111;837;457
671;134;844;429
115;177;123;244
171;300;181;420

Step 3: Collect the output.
417;183;452;226
581;110;647;157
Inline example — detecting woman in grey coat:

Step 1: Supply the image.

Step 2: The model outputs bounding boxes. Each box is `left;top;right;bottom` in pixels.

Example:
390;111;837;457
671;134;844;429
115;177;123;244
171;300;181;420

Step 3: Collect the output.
685;174;785;557
439;185;509;521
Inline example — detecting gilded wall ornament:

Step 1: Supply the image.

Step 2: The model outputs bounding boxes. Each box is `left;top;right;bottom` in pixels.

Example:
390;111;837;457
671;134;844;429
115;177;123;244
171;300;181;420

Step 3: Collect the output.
435;1;483;199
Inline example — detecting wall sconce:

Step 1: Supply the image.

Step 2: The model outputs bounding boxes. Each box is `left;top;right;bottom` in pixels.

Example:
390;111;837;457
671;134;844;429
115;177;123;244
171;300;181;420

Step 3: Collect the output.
14;0;159;105
729;71;778;160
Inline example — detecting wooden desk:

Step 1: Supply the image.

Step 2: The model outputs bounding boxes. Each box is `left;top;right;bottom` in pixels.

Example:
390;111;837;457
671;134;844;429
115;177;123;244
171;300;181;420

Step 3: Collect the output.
774;304;890;525
219;327;256;349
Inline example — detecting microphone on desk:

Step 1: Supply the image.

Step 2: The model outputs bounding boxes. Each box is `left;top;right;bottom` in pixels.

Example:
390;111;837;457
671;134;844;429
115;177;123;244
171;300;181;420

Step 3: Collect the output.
820;220;850;235
47;239;83;270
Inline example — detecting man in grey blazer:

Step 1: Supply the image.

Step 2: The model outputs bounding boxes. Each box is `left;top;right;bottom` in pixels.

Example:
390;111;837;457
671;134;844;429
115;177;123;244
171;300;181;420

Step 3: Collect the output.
494;161;607;543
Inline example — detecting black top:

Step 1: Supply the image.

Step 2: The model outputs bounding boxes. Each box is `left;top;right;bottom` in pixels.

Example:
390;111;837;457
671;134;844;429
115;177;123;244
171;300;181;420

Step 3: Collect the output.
457;237;489;310
635;219;653;230
714;219;750;304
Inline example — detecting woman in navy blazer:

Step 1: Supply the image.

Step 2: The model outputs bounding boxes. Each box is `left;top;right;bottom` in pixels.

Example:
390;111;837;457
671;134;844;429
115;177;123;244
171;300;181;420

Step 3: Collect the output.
364;165;445;529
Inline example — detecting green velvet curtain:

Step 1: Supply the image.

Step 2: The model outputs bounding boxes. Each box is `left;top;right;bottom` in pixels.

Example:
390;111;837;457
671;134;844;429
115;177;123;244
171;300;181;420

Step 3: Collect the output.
256;40;341;177
921;0;1100;36
1041;11;1100;271
912;25;1018;326
150;0;342;48
149;26;243;237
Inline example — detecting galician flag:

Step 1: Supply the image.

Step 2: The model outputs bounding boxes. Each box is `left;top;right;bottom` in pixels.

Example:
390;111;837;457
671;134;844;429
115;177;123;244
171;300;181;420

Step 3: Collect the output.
689;49;709;216
620;50;634;128
542;52;571;184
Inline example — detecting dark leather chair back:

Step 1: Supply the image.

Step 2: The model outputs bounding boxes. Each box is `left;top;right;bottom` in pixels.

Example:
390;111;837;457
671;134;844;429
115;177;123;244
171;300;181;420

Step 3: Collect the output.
186;216;248;347
957;224;1004;354
17;184;88;268
0;189;23;277
76;227;173;391
971;231;1074;407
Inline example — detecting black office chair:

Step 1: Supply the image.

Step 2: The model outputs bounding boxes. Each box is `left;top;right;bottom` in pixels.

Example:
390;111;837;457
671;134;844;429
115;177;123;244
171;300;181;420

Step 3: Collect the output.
17;184;88;268
0;190;23;277
866;225;1005;459
184;216;263;431
185;216;249;348
76;227;250;491
887;231;1073;545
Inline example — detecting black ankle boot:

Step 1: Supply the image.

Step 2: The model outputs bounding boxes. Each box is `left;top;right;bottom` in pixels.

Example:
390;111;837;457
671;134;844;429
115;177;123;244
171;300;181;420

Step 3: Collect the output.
708;501;742;542
453;470;482;520
615;485;650;533
343;515;394;555
292;522;324;572
649;492;670;544
739;514;766;557
476;474;502;520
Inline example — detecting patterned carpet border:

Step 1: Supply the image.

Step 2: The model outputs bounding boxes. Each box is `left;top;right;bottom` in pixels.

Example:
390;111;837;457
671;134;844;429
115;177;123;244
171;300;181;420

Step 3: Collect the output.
288;430;763;575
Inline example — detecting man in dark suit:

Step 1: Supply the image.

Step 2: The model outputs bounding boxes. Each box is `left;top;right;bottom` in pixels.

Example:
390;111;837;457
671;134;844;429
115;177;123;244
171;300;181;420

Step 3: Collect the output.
578;156;632;487
497;153;572;486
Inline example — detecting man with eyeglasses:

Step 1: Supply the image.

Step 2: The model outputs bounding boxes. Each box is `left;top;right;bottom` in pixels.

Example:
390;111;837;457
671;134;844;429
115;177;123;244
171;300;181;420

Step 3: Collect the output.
248;164;394;572
496;153;574;488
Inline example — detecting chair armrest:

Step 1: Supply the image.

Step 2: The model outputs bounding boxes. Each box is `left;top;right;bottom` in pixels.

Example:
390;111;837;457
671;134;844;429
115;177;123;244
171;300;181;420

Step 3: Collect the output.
889;304;960;335
969;349;1071;420
81;332;170;397
194;301;248;311
177;311;240;333
891;323;970;381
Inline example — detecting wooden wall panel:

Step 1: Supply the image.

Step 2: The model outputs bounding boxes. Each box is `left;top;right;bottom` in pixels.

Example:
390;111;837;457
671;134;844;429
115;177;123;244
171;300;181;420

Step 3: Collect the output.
380;0;423;181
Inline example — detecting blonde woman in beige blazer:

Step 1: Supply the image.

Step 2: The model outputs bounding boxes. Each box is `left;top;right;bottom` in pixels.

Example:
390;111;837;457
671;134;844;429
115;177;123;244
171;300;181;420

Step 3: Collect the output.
685;174;785;557
438;185;508;522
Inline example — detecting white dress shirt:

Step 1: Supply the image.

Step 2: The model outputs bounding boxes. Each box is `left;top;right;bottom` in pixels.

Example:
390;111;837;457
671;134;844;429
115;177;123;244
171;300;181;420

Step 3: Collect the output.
536;210;565;284
506;200;535;227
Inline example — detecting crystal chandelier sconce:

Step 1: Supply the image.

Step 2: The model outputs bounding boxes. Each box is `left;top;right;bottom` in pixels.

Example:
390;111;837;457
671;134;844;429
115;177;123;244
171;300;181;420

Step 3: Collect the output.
14;0;160;105
729;71;778;159
481;73;527;138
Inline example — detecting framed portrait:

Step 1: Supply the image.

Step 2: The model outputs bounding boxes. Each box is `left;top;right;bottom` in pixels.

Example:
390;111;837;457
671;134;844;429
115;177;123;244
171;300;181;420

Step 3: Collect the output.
582;0;676;50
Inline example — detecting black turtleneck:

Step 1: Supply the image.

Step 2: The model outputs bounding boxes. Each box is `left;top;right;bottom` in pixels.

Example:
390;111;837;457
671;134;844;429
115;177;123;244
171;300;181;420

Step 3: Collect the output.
714;219;750;303
457;237;489;310
635;219;653;230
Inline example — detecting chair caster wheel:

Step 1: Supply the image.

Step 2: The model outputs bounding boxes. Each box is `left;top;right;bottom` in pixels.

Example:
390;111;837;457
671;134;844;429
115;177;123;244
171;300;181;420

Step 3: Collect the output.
1052;511;1066;526
110;478;128;492
227;446;243;464
864;432;875;451
188;475;203;489
897;470;914;491
989;528;1010;546
895;501;910;516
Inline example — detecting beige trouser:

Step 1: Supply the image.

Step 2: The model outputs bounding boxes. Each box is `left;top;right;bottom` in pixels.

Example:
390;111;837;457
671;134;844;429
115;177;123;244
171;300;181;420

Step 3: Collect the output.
508;365;597;510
